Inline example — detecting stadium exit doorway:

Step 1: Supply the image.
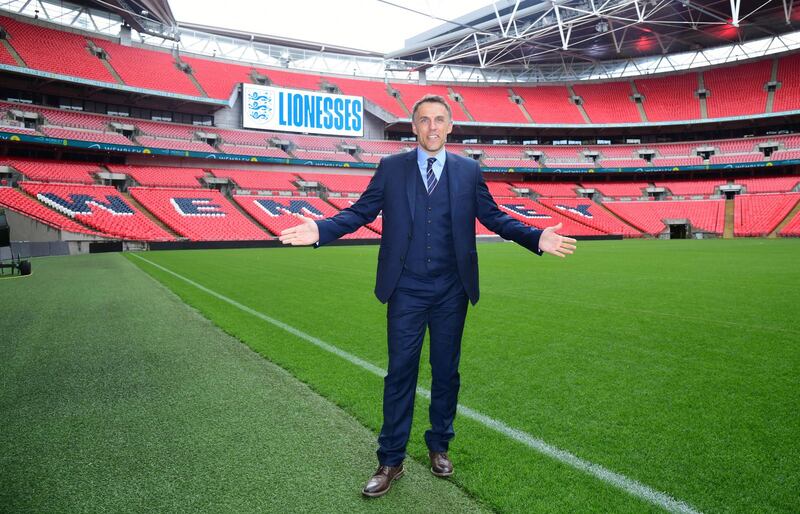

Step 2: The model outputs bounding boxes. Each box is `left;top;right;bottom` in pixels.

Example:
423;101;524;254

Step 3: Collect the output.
668;223;689;239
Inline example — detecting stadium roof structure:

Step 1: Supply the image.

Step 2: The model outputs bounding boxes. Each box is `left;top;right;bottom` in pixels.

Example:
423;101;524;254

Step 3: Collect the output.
385;0;800;81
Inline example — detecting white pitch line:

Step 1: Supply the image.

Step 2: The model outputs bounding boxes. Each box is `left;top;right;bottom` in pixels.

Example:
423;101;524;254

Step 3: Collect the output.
130;253;702;514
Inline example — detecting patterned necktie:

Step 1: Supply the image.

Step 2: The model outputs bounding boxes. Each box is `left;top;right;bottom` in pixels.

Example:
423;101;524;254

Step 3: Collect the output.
426;157;438;195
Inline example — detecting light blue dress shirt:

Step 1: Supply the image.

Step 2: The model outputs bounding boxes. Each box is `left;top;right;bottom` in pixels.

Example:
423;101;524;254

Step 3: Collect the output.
416;147;446;186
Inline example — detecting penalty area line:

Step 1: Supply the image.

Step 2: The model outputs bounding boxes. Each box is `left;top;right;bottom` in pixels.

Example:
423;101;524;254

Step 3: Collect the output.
129;253;702;514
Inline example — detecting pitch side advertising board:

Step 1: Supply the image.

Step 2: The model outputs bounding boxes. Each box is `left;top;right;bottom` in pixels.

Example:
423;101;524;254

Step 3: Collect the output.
242;83;364;137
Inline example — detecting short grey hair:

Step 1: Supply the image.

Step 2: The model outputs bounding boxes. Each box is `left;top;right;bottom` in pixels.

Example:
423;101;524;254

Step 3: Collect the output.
411;94;452;121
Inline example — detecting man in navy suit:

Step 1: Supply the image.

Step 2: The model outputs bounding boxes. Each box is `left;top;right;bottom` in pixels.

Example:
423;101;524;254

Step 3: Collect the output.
280;94;576;497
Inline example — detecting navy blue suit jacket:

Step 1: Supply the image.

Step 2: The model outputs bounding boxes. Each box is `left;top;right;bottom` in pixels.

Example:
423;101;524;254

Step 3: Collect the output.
316;149;543;305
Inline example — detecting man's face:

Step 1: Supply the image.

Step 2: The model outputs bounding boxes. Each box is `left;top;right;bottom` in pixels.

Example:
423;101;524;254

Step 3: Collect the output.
412;101;453;156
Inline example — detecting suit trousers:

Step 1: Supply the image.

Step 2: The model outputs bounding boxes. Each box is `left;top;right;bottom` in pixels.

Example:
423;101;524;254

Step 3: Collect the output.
377;269;469;466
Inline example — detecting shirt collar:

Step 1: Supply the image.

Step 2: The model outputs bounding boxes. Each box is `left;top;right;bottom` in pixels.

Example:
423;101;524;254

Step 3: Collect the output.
417;147;447;169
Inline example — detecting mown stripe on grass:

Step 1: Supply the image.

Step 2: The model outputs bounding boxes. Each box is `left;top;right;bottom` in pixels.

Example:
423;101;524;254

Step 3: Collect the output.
130;253;703;514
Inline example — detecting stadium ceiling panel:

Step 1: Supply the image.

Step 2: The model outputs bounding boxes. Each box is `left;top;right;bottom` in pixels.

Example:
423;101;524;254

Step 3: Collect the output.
387;0;800;70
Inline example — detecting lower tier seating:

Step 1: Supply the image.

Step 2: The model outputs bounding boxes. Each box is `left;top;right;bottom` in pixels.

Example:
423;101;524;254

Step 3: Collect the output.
494;198;604;236
734;193;800;237
129;187;269;241
603;200;725;235
233;196;378;239
0;187;101;235
778;208;800;236
20;182;173;241
325;197;383;235
537;198;642;237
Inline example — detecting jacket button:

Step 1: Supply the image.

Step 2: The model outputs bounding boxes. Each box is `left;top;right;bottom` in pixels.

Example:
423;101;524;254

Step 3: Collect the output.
400;256;404;261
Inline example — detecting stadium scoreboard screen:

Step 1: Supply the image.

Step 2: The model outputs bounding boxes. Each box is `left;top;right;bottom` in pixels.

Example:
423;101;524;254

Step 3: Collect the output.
242;83;364;137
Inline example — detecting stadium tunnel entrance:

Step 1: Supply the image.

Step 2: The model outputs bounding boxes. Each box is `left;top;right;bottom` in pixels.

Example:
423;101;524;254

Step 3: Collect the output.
664;220;690;239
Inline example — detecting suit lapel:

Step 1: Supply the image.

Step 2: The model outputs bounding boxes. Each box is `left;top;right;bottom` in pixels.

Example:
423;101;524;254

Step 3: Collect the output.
405;150;418;222
446;151;461;228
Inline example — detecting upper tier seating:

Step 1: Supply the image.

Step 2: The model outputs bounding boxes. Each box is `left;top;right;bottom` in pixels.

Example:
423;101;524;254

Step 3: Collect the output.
297;172;371;193
0;15;115;83
734;193;800;236
181;55;254;100
495;198;604;236
635;72;700;122
88;36;201;96
232;195;378;239
389;83;469;122
107;165;206;188
516;182;579;197
572;82;641;123
514;86;585;124
4;15;800;125
704;60;771;118
20;182;174;241
603;200;725;235
773;52;800;113
328;77;408;118
3;159;98;184
0;39;16;65
210;169;298;191
656;180;726;196
452;86;528;123
733;176;800;193
537;197;642;237
325;197;383;234
581;182;648;197
129;187;269;241
0;186;101;235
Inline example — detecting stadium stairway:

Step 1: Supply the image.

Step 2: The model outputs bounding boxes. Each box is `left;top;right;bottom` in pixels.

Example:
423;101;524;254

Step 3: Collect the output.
121;192;182;239
566;85;591;123
724;198;735;239
0;38;25;66
768;198;800;237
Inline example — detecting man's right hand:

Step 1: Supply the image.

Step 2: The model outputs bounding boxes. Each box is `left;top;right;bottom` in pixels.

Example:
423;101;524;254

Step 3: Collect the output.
279;213;320;246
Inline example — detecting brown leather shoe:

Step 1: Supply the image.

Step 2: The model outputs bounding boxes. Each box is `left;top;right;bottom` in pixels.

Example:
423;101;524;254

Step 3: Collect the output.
429;451;453;477
361;464;405;497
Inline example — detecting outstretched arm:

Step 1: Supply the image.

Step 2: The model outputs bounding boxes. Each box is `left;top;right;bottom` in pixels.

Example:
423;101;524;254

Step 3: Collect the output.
538;222;577;258
279;213;319;246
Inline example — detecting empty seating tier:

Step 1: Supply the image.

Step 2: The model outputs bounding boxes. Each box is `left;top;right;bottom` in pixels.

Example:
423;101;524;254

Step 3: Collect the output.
20;182;174;241
297;172;372;193
603;200;725;235
494;198;604;236
635;73;700;122
515;182;579;197
181;55;254;100
581;182;648;197
513;86;585;124
704;60;771;118
4;159;98;184
655;180;725;196
778;207;800;236
210;169;298;191
734;193;800;236
135;136;218;153
129;187;269;241
0;15;115;83
107;165;206;188
452;86;528;123
537;198;642;237
233;195;378;239
0;187;100;235
773;52;800;113
734;176;800;193
573;82;641;123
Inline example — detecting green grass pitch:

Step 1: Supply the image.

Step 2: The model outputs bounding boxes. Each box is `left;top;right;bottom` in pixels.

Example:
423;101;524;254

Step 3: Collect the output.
2;239;798;512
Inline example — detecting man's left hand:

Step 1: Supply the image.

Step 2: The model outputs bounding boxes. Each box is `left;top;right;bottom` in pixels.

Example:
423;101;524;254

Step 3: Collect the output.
539;223;577;258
